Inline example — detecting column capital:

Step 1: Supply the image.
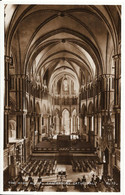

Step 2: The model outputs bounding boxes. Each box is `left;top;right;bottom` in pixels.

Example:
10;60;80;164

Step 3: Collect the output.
113;106;120;112
4;105;11;110
4;108;10;114
112;54;121;60
15;74;26;79
5;55;13;64
15;110;27;115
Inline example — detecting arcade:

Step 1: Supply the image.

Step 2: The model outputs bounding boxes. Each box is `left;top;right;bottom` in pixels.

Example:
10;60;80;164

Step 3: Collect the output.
3;5;121;192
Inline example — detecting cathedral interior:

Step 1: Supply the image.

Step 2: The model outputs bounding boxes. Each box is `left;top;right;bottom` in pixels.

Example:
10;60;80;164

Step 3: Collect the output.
3;5;121;192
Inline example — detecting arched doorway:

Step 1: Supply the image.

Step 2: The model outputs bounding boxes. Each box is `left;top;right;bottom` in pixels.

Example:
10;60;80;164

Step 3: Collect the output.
62;109;70;135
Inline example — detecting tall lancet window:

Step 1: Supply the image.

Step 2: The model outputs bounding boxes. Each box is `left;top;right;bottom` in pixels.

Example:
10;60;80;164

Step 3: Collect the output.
63;77;69;92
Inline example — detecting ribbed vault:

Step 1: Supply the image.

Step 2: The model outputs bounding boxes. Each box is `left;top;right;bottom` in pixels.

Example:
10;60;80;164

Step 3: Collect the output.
5;5;121;90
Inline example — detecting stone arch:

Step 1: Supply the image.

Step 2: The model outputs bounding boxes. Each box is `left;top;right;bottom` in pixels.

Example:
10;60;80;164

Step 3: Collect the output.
62;108;70;116
71;109;77;134
72;108;76;116
62;109;70;135
81;104;87;116
55;108;60;134
25;28;103;76
88;101;94;115
54;108;60;115
9;120;16;140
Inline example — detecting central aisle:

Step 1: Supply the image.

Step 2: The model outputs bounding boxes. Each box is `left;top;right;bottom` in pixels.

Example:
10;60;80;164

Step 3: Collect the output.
40;164;97;191
56;164;97;183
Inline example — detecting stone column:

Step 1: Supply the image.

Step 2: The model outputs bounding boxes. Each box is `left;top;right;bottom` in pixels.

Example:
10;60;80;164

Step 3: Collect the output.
94;115;97;147
72;116;75;133
26;115;30;138
108;152;112;177
79;115;83;135
60;116;62;133
46;115;49;135
75;116;77;133
16;114;23;139
15;75;27;143
4;110;9;148
23;113;26;162
94;116;97;135
98;148;102;160
97;114;102;161
4;56;10;111
54;116;56;133
35;116;39;144
113;54;121;148
111;113;115;141
113;54;121;107
98;114;102;138
23;113;26;138
4;56;12;148
91;116;94;131
84;116;87;135
88;115;92;142
33;114;36;148
77;116;80;131
48;115;51;136
69;116;71;134
26;114;30;160
86;116;89;142
71;116;72;134
39;115;42;142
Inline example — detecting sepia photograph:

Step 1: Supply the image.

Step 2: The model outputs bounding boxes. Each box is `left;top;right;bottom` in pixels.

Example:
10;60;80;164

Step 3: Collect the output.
2;3;122;193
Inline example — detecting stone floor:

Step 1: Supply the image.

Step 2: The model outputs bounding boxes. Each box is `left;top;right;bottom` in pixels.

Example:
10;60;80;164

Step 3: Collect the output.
33;164;98;192
20;163;116;192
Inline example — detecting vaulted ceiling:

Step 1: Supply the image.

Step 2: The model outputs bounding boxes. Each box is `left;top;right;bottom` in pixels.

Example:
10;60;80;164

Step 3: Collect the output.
5;5;121;88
